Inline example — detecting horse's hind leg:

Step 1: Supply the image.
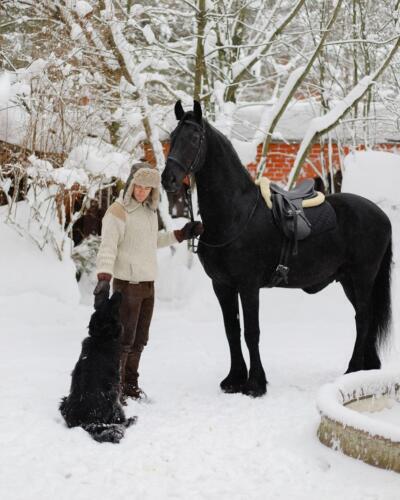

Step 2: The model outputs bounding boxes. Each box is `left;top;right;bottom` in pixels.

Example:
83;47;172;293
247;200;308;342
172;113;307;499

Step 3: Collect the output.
341;275;374;373
239;286;267;397
212;282;248;393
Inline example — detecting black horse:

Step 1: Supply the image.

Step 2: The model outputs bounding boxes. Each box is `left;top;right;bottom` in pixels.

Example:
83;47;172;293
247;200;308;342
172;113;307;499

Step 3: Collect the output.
162;101;392;397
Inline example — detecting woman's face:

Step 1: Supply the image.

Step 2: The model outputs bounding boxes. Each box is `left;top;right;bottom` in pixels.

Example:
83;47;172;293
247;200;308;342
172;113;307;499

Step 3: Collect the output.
133;184;152;203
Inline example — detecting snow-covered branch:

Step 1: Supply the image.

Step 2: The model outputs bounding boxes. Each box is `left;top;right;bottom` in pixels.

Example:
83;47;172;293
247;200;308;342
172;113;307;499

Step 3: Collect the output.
287;34;400;188
256;0;344;179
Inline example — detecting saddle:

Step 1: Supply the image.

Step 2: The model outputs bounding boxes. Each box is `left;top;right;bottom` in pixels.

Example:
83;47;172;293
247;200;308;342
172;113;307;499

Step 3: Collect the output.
270;179;320;246
257;177;329;286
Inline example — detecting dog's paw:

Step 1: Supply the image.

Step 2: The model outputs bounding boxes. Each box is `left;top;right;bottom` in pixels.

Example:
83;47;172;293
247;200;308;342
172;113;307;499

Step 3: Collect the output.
125;416;137;428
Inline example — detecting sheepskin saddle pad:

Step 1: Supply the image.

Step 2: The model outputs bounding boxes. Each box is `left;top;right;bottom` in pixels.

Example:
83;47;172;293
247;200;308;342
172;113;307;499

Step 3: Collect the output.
257;177;336;242
59;292;136;444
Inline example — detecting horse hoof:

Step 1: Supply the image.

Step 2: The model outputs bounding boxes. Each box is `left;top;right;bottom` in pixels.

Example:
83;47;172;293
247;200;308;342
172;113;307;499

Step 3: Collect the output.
241;381;267;398
220;382;245;394
220;373;247;394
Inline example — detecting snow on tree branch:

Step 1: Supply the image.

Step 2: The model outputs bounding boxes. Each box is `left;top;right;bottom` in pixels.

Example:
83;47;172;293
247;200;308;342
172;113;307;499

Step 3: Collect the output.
256;0;344;179
287;33;400;188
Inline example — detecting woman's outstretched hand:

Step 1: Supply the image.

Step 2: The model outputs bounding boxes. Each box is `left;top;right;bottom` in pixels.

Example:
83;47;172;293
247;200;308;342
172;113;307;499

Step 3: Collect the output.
174;221;204;242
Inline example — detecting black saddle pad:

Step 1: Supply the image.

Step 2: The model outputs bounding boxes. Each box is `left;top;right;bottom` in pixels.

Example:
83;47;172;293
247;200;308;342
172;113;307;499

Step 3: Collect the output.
303;201;336;236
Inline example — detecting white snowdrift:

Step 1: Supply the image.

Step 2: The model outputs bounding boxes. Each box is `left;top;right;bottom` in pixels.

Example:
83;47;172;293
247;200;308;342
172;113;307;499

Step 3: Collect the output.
0;203;79;305
342;150;400;204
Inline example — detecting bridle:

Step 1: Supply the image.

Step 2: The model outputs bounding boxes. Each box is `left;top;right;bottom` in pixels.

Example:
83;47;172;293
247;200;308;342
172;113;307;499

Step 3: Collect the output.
166;116;260;253
167;118;206;176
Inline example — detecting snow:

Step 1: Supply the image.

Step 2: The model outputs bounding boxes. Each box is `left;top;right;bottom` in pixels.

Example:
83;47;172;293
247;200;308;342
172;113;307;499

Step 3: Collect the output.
287;76;375;186
342;150;400;205
75;0;93;18
64;138;132;181
27;143;132;189
125;110;143;128
214;101;237;139
342;150;400;261
257;66;306;145
143;25;156;45
131;3;144;17
70;23;83;41
0;204;79;305
366;401;400;426
16;59;47;80
230;43;265;82
0;65;110;153
233;100;400;143
151;59;169;71
1;152;400;499
231;53;258;81
0;99;30;148
0;72;11;105
27;155;54;179
231;138;258;167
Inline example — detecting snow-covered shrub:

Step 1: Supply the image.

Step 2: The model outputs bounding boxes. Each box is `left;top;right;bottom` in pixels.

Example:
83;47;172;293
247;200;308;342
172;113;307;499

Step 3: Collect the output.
71;234;101;282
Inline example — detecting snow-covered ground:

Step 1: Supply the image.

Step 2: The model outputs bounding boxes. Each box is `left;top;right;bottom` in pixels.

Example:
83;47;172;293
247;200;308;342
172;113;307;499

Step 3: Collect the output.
1;151;400;500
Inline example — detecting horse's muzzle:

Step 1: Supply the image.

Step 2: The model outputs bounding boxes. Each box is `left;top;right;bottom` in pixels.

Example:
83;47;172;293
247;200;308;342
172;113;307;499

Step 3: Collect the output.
162;162;184;193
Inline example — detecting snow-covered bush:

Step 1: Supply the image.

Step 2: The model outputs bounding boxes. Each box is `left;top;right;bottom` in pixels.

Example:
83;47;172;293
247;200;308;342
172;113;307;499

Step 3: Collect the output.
71;234;100;281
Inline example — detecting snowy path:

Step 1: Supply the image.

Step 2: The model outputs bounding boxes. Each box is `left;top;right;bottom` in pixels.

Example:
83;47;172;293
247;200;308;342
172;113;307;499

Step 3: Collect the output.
1;279;400;500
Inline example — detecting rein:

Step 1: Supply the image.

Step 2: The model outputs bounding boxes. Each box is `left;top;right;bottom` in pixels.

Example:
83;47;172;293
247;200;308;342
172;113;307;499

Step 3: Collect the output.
185;181;260;252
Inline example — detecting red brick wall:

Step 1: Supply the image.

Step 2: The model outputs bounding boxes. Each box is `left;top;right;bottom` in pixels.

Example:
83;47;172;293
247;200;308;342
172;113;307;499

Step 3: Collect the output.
247;143;399;183
144;141;399;184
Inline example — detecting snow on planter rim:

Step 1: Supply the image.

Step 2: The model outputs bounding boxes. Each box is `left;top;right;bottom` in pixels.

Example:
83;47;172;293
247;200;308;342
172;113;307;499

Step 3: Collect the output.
317;370;400;472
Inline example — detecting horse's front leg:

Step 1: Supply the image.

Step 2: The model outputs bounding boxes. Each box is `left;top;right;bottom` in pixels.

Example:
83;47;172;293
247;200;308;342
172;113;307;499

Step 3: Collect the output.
239;286;267;397
212;281;248;393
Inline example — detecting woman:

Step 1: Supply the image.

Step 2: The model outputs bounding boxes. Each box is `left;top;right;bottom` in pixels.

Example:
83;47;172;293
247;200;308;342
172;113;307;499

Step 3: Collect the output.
94;162;202;401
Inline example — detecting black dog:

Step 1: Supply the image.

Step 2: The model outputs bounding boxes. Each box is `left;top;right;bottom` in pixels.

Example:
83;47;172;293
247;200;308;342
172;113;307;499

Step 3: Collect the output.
60;292;136;443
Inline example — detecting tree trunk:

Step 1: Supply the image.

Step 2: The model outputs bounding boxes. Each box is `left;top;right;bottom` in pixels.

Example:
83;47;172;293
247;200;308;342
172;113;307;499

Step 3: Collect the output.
194;0;206;102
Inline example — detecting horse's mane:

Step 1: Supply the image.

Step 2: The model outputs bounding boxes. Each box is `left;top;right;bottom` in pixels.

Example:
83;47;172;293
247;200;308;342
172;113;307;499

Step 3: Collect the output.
203;118;254;187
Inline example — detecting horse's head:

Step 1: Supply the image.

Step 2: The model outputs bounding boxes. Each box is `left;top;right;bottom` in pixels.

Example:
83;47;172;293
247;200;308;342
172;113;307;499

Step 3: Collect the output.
162;100;206;193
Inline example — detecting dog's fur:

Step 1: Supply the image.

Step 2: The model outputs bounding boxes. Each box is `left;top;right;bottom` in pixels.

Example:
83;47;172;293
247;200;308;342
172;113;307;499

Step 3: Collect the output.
59;292;136;443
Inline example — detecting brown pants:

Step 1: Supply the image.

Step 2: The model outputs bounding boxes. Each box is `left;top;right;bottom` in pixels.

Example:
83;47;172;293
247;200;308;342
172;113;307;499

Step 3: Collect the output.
113;279;154;386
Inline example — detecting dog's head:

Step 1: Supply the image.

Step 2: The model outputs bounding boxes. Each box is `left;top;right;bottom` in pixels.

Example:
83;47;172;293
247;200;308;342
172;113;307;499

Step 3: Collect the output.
88;291;123;340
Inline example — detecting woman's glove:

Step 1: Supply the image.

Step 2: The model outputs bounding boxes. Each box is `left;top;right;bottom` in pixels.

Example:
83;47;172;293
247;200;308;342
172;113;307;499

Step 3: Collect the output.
93;273;111;310
174;221;204;243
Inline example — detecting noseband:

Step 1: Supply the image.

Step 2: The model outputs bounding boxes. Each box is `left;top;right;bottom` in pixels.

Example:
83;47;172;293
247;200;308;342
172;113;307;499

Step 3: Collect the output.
167;119;206;175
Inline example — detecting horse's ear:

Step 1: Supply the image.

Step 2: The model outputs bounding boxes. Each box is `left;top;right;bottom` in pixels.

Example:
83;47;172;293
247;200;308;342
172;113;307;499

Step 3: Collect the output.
175;100;184;120
193;100;202;121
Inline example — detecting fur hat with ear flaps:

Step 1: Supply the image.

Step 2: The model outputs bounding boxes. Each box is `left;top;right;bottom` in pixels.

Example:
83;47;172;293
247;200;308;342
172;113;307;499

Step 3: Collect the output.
122;162;161;211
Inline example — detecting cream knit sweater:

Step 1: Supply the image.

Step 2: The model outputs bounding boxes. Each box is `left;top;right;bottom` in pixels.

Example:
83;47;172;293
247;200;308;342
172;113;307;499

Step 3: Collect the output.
96;190;177;282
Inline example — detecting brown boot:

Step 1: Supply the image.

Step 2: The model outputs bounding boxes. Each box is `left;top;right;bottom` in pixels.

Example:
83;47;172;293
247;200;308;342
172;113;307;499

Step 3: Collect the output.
123;350;147;401
124;384;148;401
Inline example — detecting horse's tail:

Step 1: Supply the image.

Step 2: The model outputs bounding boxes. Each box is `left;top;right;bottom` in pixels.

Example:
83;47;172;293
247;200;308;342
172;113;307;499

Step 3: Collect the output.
372;237;392;350
84;417;137;444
